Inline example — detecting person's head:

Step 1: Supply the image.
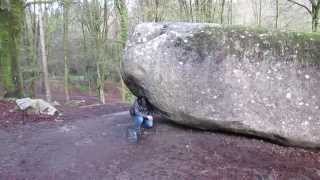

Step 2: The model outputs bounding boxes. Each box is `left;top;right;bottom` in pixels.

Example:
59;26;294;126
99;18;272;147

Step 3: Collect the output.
137;97;148;107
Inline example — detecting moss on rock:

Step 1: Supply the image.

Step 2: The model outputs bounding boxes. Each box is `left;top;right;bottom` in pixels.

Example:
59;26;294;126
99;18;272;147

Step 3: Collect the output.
190;25;320;66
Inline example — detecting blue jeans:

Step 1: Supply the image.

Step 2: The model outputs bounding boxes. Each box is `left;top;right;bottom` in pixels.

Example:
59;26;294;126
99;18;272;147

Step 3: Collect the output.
133;115;153;132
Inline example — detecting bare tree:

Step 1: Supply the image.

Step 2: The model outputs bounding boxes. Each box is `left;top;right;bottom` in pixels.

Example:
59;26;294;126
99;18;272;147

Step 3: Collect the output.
287;0;320;32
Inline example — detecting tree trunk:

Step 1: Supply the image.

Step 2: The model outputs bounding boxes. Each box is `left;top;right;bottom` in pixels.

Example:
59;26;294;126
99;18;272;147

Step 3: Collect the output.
63;0;70;101
312;16;318;32
39;11;51;102
275;0;279;29
88;78;92;96
80;21;91;96
115;0;128;102
154;0;160;22
27;3;38;97
211;0;217;23
94;28;105;104
178;0;185;21
258;0;262;27
0;0;24;97
96;62;105;104
287;0;319;32
195;0;199;22
228;0;233;25
189;0;193;22
312;5;320;32
220;0;225;24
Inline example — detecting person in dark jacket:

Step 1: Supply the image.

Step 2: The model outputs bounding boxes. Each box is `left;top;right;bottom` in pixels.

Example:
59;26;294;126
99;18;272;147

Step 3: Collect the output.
128;97;155;143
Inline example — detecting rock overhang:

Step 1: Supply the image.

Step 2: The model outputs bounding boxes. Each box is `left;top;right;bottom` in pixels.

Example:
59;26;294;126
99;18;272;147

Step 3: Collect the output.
122;22;320;149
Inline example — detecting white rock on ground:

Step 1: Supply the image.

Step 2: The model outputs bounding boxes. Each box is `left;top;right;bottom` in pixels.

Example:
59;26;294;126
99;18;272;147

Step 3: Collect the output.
16;98;59;116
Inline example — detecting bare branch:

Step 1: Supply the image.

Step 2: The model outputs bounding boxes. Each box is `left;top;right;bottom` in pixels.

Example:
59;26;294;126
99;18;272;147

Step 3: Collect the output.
287;0;312;14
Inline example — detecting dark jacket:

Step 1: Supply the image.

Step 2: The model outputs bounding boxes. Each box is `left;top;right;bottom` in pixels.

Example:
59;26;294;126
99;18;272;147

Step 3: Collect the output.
130;97;154;117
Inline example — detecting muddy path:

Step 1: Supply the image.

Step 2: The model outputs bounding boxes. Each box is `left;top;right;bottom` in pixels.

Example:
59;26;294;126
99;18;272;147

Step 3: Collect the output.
0;111;320;180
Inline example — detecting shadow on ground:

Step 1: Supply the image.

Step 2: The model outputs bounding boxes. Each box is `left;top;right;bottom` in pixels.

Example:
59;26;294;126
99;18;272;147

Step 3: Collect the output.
0;109;320;180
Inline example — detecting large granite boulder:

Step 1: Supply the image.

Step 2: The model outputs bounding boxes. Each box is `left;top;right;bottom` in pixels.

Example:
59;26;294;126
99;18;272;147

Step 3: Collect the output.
121;23;320;149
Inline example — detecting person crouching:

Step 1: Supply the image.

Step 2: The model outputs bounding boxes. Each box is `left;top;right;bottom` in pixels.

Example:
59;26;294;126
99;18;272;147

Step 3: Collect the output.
128;97;155;143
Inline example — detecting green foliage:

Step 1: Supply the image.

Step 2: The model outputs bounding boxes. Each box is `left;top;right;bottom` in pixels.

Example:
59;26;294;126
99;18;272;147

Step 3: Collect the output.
0;3;13;93
124;87;135;103
77;83;89;93
291;32;320;41
115;0;128;48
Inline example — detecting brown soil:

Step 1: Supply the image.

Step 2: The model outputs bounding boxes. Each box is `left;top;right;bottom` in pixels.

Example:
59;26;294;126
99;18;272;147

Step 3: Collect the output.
0;112;319;180
0;100;56;128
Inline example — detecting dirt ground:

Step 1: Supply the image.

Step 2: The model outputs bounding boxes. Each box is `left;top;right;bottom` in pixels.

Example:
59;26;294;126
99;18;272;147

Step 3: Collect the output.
1;108;320;179
1;83;320;179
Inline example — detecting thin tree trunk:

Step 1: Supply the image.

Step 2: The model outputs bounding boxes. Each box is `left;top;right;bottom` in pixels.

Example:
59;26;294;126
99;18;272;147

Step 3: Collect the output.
195;0;199;22
154;0;160;22
180;0;189;21
220;0;225;24
94;29;105;104
115;0;128;102
103;0;109;37
258;0;262;27
29;3;38;97
189;0;193;22
88;77;92;96
80;21;91;96
211;0;217;22
228;0;233;25
312;15;318;32
275;0;279;29
96;62;105;104
63;0;70;101
81;22;87;51
312;5;320;32
39;12;51;102
44;0;50;62
178;0;184;21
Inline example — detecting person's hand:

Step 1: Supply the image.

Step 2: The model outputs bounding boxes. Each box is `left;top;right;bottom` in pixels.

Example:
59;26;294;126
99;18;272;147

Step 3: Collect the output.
146;115;153;121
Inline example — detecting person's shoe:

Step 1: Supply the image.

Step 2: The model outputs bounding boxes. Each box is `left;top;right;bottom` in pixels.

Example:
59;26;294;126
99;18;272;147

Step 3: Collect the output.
127;128;139;143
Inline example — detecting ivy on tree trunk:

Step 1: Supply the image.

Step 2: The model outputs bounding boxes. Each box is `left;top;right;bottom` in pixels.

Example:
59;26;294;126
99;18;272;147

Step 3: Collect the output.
0;0;24;97
115;0;129;101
